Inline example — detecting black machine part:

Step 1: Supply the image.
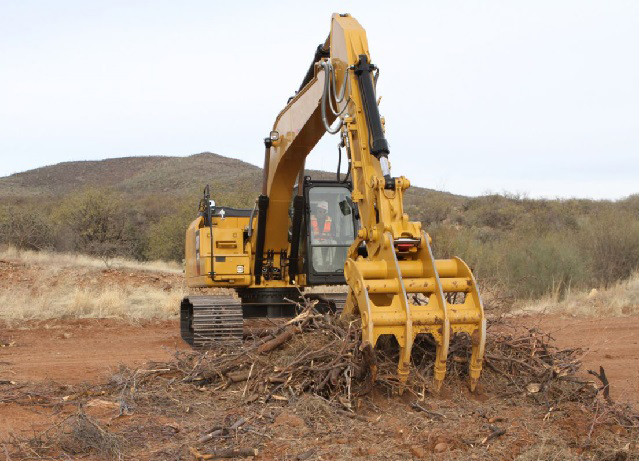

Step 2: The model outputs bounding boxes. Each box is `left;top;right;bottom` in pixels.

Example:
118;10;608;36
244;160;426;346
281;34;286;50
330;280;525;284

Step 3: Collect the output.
237;287;301;318
180;296;243;346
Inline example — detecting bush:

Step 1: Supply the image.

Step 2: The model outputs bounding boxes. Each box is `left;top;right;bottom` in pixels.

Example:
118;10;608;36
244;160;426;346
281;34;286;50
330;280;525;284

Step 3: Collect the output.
431;225;590;300
582;209;639;287
145;204;194;262
500;232;588;299
0;206;55;251
52;188;133;260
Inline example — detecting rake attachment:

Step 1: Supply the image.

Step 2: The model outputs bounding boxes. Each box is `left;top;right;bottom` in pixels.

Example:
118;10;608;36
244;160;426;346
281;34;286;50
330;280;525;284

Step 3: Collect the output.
343;231;486;392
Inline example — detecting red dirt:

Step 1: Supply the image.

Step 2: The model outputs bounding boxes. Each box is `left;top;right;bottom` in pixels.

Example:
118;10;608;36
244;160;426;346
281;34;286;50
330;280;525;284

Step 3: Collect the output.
0;319;185;440
0;258;183;292
0;319;184;384
2;315;637;442
516;314;639;406
1;316;637;459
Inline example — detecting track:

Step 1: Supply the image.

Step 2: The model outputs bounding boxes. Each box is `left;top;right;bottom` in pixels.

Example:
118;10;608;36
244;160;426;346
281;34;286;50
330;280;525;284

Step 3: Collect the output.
180;296;244;347
180;293;349;346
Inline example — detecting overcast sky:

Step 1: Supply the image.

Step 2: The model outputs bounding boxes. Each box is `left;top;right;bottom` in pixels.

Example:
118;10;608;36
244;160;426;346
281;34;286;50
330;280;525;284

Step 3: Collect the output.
1;1;637;199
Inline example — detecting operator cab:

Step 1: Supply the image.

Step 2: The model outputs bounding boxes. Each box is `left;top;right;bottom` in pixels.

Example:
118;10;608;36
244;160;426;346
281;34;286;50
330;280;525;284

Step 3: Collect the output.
301;177;357;285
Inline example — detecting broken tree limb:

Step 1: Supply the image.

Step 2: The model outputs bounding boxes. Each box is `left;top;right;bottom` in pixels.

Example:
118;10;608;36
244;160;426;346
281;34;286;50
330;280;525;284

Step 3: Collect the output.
588;366;612;403
411;401;445;420
257;326;296;354
226;370;252;383
197;417;248;443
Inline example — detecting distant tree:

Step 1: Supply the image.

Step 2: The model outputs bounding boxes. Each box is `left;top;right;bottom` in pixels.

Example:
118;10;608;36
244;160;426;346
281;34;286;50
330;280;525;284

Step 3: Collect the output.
0;206;54;251
584;209;639;287
52;188;131;260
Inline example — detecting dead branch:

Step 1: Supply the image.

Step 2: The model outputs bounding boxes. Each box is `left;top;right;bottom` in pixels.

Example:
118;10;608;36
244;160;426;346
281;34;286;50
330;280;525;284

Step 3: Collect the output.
410;401;445;420
481;425;506;444
588;366;612;403
257;326;297;354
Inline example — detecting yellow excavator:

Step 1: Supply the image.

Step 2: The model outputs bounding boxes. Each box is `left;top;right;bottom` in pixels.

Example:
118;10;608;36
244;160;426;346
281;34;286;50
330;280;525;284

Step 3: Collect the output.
181;13;486;391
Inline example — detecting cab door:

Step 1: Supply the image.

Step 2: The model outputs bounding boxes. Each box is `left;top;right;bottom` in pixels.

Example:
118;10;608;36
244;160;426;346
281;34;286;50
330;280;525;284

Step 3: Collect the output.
303;180;357;285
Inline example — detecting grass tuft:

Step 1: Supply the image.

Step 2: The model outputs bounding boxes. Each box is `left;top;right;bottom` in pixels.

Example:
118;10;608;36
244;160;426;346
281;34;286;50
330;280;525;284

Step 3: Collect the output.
516;272;639;317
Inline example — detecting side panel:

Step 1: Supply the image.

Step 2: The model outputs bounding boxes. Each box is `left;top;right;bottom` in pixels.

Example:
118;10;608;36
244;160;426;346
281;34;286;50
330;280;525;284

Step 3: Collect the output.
185;215;252;288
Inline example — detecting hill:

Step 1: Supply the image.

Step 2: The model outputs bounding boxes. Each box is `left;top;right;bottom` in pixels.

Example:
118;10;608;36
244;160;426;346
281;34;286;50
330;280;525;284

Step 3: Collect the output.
0;152;461;212
0;153;262;200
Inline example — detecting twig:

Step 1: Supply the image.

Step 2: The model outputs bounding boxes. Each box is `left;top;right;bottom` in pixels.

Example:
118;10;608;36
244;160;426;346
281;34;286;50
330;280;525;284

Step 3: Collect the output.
410;401;445;420
481;425;506;444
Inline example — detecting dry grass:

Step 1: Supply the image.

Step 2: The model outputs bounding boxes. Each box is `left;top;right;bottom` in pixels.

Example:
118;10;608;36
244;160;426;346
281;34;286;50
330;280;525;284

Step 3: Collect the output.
0;285;183;322
0;246;183;273
515;272;639;317
0;247;184;322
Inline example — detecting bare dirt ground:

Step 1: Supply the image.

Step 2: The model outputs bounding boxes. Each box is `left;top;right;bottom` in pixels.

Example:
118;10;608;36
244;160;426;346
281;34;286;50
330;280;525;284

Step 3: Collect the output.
1;257;638;460
2;316;638;460
527;315;639;405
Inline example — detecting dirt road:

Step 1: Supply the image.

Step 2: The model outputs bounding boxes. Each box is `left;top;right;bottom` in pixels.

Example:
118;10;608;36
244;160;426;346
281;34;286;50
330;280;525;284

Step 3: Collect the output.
0;319;184;384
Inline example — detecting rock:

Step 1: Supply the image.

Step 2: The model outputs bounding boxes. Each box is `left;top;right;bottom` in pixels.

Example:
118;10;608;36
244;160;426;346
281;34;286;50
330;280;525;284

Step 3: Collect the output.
434;442;448;453
526;382;541;394
273;411;308;434
164;422;181;433
410;445;426;459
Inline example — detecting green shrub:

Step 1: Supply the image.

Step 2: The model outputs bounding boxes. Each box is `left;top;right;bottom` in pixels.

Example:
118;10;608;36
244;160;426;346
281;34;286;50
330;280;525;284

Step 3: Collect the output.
52;188;133;260
145;204;194;262
0;206;54;251
582;209;639;287
500;232;588;299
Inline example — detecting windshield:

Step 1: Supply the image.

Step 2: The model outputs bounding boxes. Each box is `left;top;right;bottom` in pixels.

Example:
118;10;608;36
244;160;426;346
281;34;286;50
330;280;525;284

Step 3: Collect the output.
308;186;355;273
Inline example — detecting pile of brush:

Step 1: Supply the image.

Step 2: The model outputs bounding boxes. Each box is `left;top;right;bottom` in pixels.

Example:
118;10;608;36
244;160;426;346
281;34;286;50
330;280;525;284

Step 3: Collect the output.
172;297;611;414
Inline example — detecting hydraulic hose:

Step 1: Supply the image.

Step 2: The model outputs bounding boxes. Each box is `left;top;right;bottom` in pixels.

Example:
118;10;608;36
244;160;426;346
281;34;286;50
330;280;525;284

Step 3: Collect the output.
320;60;350;134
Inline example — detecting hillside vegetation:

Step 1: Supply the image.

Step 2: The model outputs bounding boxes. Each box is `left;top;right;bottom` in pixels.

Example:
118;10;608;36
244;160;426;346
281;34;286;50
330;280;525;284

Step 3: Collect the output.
1;153;638;304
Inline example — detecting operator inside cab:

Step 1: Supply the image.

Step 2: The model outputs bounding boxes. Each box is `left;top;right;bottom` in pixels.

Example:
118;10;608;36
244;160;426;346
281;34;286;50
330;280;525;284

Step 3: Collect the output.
311;201;332;239
310;200;336;271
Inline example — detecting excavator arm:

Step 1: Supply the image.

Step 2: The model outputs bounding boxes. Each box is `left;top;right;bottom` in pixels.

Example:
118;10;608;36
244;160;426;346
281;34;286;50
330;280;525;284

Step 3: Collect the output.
256;13;485;391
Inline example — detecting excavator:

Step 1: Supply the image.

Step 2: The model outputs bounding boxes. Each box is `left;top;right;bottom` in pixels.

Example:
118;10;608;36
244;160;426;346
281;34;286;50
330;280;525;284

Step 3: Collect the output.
181;13;486;391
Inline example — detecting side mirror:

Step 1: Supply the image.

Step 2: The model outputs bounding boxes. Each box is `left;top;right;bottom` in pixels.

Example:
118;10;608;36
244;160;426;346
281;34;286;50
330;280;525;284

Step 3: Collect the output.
339;199;352;216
